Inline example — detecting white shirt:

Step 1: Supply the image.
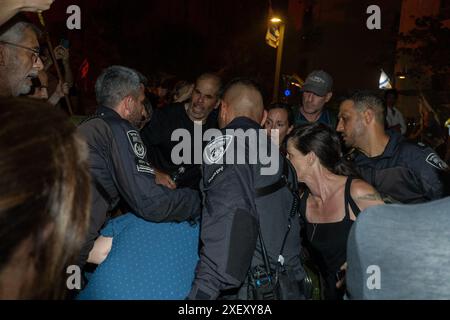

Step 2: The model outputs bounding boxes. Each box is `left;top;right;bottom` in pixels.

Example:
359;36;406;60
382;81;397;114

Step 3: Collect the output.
386;106;406;135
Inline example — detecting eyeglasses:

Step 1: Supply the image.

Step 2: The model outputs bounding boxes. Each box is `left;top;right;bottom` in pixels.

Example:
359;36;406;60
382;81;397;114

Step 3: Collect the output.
0;40;41;64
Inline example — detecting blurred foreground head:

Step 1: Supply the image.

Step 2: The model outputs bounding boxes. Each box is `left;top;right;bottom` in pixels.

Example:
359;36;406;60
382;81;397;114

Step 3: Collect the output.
0;98;90;299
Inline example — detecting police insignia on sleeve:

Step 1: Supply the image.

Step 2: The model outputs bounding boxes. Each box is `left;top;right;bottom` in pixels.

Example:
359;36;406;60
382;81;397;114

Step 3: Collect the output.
204;135;233;164
207;166;224;185
127;130;152;173
127;130;147;159
426;153;449;170
135;158;153;174
417;142;426;148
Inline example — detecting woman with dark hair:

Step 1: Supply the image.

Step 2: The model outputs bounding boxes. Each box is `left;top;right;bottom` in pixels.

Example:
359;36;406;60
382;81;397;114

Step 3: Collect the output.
286;122;384;300
0;98;90;299
264;103;294;154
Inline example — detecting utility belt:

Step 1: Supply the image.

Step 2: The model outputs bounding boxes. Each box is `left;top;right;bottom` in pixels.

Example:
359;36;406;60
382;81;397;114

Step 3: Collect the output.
248;264;310;300
247;156;311;300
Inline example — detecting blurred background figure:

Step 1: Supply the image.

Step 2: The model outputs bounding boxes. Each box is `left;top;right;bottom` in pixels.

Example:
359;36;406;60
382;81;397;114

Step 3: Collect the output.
264;102;294;154
384;89;407;135
408;94;448;160
146;75;175;109
0;98;90;299
171;80;194;104
28;44;73;107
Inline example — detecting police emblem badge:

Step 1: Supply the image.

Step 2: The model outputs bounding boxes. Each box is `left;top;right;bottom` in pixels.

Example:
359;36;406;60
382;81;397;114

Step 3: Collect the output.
127;130;147;159
426;153;449;170
204;135;233;164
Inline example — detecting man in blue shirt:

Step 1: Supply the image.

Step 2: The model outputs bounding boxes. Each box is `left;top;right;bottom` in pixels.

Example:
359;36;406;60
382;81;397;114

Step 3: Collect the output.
294;70;337;129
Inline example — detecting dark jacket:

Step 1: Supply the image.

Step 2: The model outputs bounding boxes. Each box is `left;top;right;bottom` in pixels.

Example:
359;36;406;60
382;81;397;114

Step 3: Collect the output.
294;108;337;129
140;103;218;189
77;106;201;267
188;117;305;300
350;132;448;203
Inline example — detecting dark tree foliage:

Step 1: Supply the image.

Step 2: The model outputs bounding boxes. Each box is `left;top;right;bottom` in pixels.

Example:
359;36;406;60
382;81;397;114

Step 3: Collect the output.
398;16;450;79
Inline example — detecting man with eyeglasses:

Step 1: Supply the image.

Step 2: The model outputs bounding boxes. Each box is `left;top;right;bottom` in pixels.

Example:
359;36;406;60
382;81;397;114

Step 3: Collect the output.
0;16;44;97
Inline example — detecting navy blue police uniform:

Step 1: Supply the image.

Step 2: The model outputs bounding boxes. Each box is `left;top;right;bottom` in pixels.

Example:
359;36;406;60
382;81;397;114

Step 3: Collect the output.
188;117;305;300
348;131;448;203
77;106;201;267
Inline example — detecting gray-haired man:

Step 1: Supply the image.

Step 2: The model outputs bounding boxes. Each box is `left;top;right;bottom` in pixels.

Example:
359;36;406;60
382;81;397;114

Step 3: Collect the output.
0;16;44;97
77;65;201;268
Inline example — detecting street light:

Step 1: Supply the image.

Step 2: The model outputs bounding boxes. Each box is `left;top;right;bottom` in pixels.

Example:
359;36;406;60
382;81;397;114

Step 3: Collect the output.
270;17;285;103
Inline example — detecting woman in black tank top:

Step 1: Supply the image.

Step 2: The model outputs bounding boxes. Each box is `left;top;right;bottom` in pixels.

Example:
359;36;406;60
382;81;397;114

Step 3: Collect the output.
286;123;384;300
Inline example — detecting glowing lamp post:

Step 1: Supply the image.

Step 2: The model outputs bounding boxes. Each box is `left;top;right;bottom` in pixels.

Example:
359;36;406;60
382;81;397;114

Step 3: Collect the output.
270;17;285;102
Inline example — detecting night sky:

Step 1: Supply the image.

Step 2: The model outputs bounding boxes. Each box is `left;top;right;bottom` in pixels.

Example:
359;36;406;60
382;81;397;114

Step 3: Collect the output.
29;0;406;112
34;1;279;79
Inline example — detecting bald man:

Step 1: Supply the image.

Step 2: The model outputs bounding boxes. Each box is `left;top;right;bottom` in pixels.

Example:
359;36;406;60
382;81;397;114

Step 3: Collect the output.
141;73;221;190
188;79;306;300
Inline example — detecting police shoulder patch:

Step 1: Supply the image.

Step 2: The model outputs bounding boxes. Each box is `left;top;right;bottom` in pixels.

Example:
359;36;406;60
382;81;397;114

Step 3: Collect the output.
204;135;233;164
206;165;225;185
417;142;427;149
425;153;449;170
127;130;147;159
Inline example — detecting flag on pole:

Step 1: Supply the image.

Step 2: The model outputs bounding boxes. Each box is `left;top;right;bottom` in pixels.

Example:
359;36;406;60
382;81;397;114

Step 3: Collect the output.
379;69;393;89
266;24;280;48
265;2;280;48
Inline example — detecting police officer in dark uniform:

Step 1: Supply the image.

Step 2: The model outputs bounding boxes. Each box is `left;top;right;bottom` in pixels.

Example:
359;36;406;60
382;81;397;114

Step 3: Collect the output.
188;79;305;300
77;66;201;267
338;91;448;203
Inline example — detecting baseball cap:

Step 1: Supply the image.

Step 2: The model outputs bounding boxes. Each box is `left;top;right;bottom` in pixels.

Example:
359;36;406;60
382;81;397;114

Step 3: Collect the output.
301;70;333;97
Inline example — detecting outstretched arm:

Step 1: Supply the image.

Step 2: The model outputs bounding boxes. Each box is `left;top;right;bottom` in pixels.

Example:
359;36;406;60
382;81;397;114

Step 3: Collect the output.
87;236;112;265
0;0;54;26
54;45;74;87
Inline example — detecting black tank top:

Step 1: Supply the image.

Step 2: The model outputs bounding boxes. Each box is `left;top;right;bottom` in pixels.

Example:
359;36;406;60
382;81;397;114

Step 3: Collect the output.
300;177;361;300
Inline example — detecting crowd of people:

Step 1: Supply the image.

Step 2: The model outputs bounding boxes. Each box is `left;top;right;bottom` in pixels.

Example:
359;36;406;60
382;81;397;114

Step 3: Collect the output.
0;9;449;301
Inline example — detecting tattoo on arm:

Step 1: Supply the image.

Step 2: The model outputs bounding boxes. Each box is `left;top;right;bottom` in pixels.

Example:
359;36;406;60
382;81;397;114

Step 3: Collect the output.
381;194;398;204
357;192;383;202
